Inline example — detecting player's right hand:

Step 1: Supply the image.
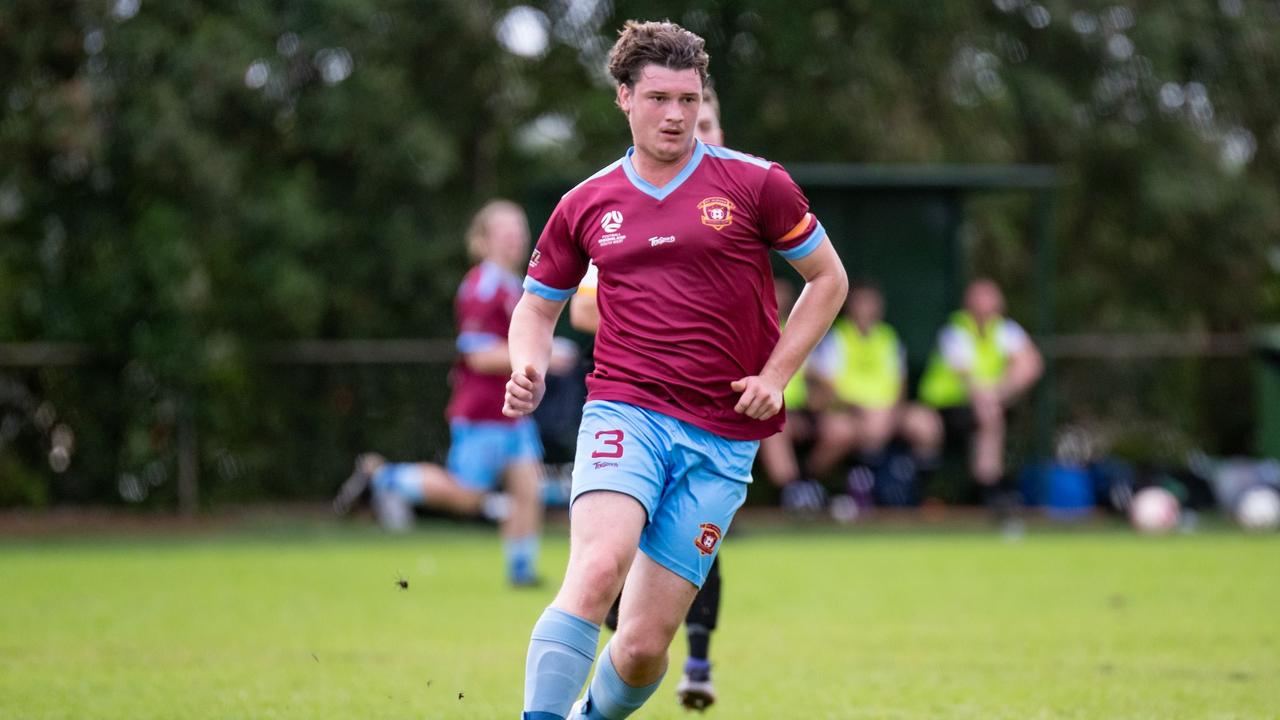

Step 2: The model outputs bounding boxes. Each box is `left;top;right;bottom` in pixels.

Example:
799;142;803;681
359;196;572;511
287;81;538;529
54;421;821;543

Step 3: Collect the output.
503;365;546;417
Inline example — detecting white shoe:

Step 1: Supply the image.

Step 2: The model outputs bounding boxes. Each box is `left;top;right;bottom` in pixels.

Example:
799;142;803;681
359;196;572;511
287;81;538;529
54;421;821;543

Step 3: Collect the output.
332;452;385;515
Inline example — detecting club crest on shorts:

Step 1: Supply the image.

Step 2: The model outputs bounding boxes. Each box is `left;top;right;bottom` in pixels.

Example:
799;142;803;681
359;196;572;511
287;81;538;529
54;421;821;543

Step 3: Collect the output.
697;197;735;231
694;522;723;556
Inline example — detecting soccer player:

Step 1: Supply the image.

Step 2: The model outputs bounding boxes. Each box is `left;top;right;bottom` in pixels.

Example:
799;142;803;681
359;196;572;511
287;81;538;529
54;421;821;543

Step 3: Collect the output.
919;278;1044;520
806;280;943;506
506;21;847;720
334;200;549;587
568;83;735;712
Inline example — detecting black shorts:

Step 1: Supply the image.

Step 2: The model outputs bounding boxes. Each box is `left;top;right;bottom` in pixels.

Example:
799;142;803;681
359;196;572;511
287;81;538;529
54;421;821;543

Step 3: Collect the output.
938;405;976;446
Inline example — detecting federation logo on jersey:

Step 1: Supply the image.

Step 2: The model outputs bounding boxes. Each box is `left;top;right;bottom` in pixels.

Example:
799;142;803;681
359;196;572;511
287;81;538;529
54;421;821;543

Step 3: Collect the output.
694;522;723;556
697;197;735;231
600;210;624;233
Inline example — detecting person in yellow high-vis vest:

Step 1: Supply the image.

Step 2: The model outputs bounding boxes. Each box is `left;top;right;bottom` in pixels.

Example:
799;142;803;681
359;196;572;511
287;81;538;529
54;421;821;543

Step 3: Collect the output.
918;279;1043;516
806;281;942;487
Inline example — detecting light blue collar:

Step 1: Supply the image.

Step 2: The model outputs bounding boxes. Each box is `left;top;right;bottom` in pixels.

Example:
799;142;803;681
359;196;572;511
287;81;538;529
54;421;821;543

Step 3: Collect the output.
621;139;706;201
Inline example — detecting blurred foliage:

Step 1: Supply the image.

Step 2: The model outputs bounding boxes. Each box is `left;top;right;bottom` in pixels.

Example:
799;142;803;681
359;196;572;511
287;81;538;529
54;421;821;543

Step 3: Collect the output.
0;0;1278;505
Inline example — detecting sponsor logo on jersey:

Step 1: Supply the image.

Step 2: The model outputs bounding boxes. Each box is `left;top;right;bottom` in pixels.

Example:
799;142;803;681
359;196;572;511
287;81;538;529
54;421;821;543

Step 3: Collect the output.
600;210;624;233
528;249;541;268
694;522;723;556
648;235;676;247
698;197;735;231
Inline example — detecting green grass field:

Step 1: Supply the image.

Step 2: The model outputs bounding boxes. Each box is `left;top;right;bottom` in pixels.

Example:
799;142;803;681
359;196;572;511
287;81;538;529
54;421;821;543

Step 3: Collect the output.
1;521;1277;719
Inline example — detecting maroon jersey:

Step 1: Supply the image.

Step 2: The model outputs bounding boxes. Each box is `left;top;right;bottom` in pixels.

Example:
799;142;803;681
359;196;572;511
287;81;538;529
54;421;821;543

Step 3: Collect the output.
448;261;522;423
524;141;827;440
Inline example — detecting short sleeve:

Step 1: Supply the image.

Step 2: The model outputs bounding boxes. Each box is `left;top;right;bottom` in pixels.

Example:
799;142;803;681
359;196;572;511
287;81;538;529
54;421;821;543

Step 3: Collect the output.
998;320;1030;355
758;164;827;261
524;201;588;302
938;326;974;371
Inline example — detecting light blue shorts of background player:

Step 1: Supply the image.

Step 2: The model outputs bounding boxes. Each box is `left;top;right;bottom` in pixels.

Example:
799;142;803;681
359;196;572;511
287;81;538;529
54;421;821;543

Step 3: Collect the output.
447;417;544;491
570;400;757;588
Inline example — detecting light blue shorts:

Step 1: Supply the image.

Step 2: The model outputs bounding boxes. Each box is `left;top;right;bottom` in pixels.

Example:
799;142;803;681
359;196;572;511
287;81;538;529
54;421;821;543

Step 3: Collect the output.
447;418;544;491
571;401;757;587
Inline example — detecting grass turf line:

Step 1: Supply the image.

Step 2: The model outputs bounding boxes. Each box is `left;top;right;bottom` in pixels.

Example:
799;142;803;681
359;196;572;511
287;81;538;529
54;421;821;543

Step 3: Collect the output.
0;526;1277;719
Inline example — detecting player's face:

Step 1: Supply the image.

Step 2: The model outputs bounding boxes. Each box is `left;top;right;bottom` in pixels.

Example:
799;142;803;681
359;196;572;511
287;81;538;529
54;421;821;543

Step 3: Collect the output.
482;208;530;272
617;64;702;165
696;101;723;145
965;281;1004;320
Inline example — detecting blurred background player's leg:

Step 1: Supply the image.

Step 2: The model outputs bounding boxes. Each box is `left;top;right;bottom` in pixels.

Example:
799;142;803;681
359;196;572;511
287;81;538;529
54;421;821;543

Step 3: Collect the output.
898;402;944;490
971;392;1020;525
502;457;545;586
759;419;825;513
678;555;721;711
339;453;507;532
807;409;860;483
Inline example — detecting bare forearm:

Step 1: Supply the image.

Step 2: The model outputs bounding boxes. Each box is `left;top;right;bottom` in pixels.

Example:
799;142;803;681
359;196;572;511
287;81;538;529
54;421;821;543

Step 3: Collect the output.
464;344;511;374
762;270;846;387
508;295;561;377
999;347;1044;402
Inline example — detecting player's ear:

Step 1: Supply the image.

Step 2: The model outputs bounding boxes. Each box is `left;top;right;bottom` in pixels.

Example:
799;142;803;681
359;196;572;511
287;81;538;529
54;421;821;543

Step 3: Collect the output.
616;83;632;114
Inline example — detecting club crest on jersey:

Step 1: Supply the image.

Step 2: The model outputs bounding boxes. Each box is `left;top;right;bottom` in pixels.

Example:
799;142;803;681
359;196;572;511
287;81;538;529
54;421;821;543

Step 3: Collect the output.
694;522;723;556
697;197;735;231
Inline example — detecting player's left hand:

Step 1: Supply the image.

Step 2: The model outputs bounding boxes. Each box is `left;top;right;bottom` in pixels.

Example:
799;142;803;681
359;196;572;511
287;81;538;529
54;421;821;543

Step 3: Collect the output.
731;376;783;420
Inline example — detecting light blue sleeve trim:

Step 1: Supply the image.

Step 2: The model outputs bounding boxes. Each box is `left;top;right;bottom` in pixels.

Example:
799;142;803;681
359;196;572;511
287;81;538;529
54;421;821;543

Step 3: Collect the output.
457;332;502;353
523;275;576;302
703;144;772;169
776;221;827;260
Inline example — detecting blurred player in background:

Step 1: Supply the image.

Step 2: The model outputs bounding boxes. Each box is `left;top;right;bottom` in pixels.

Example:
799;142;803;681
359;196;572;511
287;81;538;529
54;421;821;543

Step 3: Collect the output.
568;82;734;711
507;20;846;720
919;278;1043;522
334;200;555;587
807;280;942;506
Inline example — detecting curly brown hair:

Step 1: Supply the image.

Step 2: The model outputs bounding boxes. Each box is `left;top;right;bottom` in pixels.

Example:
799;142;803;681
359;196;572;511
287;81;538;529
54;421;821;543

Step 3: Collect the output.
607;20;709;88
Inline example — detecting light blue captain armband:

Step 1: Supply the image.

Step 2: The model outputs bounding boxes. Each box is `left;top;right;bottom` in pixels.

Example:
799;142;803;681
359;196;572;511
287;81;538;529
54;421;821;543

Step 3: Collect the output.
523;275;576;302
776;220;827;261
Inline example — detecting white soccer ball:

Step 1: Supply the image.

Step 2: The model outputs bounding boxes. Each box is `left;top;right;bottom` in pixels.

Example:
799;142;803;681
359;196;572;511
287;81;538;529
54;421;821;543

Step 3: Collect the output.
1235;486;1280;532
1129;487;1180;534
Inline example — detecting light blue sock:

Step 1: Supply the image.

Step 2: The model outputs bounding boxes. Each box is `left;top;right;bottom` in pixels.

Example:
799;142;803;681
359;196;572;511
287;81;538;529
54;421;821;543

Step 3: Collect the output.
372;464;425;503
524;607;599;719
580;638;664;719
505;534;541;584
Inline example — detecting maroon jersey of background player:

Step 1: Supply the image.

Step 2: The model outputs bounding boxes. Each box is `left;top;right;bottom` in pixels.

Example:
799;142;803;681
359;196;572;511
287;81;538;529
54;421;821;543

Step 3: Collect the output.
448;260;523;423
524;139;827;440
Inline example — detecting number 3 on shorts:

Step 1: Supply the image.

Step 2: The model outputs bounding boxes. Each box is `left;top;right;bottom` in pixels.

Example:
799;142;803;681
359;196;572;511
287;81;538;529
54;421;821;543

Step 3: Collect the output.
591;429;625;459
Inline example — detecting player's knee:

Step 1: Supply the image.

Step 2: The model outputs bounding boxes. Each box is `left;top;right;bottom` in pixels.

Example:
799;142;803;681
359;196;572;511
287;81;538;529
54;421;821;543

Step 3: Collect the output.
612;627;670;669
570;552;628;607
